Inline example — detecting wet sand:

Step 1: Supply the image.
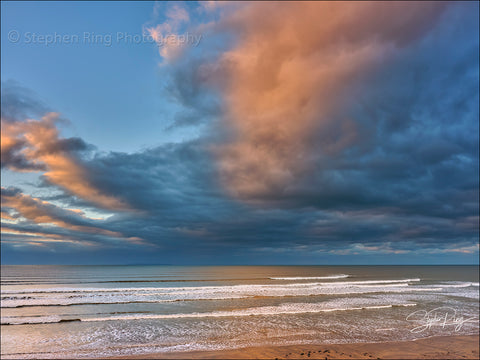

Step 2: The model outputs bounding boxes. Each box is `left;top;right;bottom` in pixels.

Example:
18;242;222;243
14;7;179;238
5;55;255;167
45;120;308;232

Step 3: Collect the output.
110;334;479;359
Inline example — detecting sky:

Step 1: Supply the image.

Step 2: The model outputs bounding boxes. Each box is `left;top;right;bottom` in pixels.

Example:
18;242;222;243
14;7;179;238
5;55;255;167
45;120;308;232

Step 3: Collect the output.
1;1;479;265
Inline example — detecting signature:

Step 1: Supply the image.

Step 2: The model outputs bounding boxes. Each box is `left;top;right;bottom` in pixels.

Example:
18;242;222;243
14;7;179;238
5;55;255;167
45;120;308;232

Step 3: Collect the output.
406;307;479;333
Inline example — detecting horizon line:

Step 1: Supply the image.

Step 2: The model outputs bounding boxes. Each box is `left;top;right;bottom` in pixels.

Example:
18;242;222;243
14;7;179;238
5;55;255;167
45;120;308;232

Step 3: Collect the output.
1;263;479;266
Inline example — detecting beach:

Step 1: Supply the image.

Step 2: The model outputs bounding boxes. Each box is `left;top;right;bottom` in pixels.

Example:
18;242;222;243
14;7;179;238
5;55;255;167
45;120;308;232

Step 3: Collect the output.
2;265;478;359
112;335;479;359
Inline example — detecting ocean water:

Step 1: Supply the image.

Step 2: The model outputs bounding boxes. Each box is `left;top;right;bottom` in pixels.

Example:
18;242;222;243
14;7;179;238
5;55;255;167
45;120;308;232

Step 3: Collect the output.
1;265;479;358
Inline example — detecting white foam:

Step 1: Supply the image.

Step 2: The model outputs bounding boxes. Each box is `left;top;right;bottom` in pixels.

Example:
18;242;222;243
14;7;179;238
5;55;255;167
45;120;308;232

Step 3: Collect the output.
1;278;440;308
319;279;421;286
0;278;421;295
438;282;479;288
2;298;419;325
270;275;350;280
1;315;63;325
352;283;409;288
81;302;418;323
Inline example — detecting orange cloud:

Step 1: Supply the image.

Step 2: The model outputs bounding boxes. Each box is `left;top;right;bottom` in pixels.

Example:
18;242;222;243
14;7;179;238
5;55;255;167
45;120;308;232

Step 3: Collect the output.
208;2;447;200
3;188;117;236
1;226;98;248
1;113;129;210
145;3;191;62
1;187;145;245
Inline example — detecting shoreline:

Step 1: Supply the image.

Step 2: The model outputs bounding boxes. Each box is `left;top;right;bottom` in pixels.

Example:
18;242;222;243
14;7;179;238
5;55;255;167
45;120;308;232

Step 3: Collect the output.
109;334;480;359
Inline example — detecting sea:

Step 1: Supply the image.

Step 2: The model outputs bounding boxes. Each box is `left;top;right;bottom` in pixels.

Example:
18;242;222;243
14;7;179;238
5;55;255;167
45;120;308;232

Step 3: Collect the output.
1;265;479;358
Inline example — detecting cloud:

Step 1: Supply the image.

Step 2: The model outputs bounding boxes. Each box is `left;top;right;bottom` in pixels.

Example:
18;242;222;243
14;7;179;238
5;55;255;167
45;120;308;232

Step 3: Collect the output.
144;3;195;62
0;80;50;123
163;2;477;219
163;57;222;129
205;1;450;199
1;186;144;247
1;2;478;264
1;83;130;210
